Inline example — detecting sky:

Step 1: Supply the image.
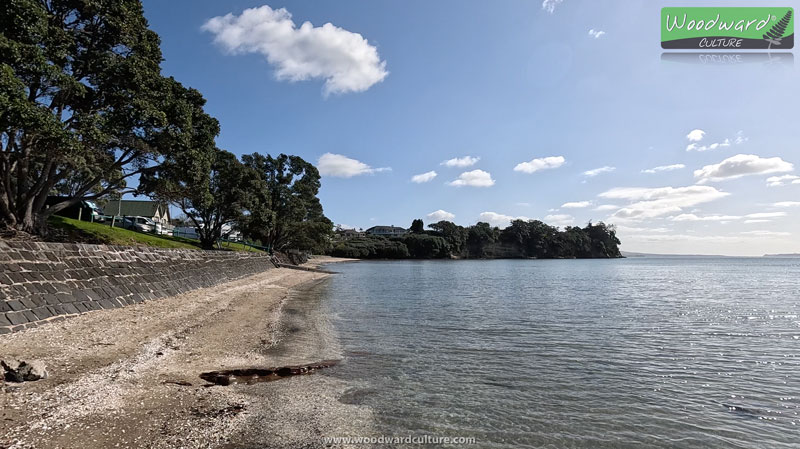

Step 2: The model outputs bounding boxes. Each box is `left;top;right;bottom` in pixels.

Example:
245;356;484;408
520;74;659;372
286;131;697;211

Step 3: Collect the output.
140;0;800;256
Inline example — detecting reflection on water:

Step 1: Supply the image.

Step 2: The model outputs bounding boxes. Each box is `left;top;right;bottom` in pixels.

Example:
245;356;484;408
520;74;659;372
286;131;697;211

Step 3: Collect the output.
321;258;800;448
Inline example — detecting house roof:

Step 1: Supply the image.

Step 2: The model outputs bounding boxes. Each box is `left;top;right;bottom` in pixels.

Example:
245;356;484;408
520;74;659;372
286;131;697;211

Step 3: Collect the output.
103;200;168;218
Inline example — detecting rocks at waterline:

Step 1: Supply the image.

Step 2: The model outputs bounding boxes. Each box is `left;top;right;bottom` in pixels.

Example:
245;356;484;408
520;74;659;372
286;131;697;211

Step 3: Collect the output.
2;359;48;382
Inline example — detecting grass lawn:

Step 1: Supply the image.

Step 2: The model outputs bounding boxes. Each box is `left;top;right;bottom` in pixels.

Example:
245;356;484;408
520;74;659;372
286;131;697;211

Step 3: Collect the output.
49;216;262;252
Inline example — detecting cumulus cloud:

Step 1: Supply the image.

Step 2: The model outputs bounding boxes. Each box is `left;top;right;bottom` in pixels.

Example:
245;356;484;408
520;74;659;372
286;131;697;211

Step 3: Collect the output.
513;156;565;174
642;164;685;174
766;174;800;187
441;156;479;168
317;153;390;178
449;170;495;187
544;214;575;226
600;185;729;220
774;201;800;207
583;166;616;177
686;129;706;142
478;212;528;228
202;5;388;95
561;201;592;209
411;171;437;183
542;0;565;13
694;154;794;183
588;29;606;39
426;210;455;222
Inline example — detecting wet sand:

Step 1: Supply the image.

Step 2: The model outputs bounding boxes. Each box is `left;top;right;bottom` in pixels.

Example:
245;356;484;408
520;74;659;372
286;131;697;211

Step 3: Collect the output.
0;256;372;448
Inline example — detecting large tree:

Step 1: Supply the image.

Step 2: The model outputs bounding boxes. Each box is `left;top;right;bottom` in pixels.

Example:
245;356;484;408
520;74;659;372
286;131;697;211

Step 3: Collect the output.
143;148;262;250
0;0;214;234
241;153;332;252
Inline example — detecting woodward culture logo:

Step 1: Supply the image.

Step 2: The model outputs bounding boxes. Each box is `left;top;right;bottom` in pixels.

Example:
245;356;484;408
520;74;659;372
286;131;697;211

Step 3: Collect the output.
662;7;794;49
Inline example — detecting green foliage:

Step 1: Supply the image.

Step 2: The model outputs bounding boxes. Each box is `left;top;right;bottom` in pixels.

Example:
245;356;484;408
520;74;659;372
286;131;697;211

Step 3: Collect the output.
410;219;424;234
399;233;449;258
330;236;409;259
329;220;621;260
241;153;333;252
429;220;468;255
0;0;219;235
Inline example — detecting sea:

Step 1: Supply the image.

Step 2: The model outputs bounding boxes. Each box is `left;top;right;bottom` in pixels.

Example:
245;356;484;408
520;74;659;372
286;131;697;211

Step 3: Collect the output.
308;257;800;448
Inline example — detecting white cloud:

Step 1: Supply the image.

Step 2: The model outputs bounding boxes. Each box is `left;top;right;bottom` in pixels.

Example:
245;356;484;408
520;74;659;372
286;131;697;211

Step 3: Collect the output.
600;185;729;220
686;131;747;152
478;212;528;228
588;29;606;39
441;156;479;168
542;0;565;13
426;210;455;222
594;204;619;211
686;139;731;152
686;129;706;142
513;156;565;174
694;154;794;183
740;230;791;237
744;219;771;224
671;214;741;222
561;201;592;209
766;174;800;187
670;211;786;222
642;164;685;174
583;166;616;177
544;214;574;227
616;225;670;234
202;5;388;96
449;170;495;187
774;201;800;207
317;153;390;178
411;171;437;183
745;212;787;219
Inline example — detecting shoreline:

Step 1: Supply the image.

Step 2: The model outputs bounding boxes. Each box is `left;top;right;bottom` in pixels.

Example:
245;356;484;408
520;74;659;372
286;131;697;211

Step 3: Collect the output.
0;256;368;448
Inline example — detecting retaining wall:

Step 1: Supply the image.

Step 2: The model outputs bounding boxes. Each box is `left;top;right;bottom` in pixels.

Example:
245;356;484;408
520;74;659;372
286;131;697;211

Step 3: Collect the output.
0;241;277;334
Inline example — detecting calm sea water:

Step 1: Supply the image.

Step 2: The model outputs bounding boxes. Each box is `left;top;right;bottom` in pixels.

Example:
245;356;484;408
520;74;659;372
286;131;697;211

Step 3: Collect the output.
316;258;800;448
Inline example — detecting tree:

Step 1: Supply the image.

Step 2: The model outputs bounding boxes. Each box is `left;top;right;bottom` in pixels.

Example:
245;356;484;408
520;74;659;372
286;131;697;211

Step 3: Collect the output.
410;219;424;234
1;0;216;235
429;220;468;256
242;153;332;252
143;148;261;249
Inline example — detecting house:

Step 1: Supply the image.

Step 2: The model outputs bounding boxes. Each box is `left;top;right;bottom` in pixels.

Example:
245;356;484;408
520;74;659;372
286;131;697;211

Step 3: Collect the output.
103;200;171;226
365;225;407;237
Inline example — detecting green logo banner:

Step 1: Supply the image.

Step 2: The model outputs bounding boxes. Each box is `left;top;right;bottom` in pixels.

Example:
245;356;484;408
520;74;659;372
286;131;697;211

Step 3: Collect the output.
661;7;794;49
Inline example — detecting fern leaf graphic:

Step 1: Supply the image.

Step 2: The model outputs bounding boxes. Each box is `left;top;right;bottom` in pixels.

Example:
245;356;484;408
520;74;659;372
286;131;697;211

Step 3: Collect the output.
763;10;793;45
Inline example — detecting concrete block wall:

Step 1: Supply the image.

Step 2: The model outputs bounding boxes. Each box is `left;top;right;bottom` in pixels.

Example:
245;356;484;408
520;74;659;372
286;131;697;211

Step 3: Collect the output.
0;241;277;334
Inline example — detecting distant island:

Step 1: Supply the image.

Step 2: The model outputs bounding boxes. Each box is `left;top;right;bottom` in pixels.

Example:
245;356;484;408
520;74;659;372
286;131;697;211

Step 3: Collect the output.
763;253;800;258
330;219;621;259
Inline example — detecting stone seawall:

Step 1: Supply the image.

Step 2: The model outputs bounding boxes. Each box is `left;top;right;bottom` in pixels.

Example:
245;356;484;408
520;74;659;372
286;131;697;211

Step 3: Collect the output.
0;241;277;334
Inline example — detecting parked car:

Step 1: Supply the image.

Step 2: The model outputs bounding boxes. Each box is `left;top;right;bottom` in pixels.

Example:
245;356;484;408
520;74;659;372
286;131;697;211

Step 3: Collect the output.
110;216;156;233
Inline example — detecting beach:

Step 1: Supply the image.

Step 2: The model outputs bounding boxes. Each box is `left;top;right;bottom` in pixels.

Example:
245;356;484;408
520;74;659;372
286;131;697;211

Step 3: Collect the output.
0;257;371;449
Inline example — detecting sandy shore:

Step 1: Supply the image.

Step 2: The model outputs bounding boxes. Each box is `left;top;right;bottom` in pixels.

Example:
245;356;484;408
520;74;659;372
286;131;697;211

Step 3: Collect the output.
0;256;372;448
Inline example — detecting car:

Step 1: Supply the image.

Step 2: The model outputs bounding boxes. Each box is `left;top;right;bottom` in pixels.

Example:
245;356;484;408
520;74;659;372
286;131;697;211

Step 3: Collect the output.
111;216;155;233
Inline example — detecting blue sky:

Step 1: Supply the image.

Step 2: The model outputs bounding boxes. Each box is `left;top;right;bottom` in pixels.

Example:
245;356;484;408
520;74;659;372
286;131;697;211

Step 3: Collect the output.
141;0;800;256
